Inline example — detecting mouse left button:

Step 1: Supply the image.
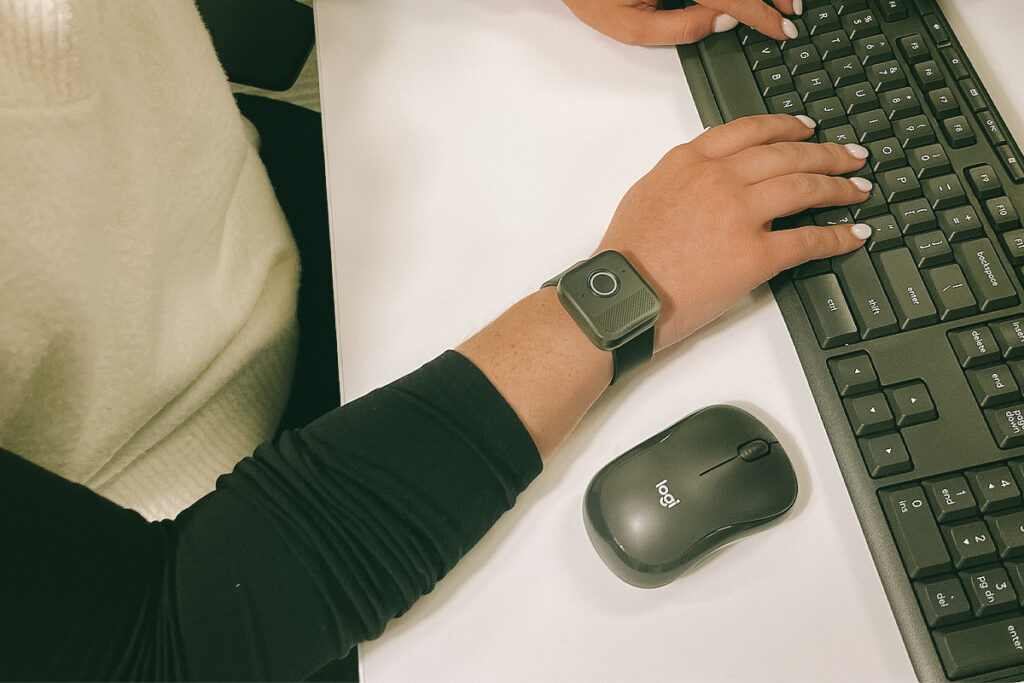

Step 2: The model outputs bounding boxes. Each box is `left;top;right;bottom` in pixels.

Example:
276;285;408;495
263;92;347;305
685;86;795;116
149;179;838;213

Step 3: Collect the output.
738;439;771;461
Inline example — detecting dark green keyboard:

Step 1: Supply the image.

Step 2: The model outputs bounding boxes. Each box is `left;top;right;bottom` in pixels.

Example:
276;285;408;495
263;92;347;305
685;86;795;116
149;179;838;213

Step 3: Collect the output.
666;0;1024;679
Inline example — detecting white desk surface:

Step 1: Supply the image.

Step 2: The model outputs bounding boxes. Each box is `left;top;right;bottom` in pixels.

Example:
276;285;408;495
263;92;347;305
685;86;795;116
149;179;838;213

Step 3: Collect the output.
316;1;1022;679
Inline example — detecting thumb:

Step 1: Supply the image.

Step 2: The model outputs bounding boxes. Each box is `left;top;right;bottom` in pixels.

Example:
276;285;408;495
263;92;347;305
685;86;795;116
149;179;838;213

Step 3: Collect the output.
768;222;872;273
626;6;738;45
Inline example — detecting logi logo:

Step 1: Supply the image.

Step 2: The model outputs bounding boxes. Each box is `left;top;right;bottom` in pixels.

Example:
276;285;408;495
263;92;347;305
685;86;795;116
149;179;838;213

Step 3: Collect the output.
655;479;679;509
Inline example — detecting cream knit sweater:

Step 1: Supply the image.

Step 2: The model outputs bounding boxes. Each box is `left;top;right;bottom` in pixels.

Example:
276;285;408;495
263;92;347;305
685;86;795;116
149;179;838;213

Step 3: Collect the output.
0;0;301;520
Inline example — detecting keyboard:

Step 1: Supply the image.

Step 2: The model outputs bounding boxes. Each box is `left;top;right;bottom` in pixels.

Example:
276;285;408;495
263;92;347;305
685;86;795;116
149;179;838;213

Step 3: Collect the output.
663;0;1024;679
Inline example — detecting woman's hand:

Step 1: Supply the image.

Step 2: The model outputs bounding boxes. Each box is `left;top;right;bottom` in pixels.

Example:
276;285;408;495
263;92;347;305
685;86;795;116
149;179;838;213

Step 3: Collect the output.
594;113;872;352
562;0;802;46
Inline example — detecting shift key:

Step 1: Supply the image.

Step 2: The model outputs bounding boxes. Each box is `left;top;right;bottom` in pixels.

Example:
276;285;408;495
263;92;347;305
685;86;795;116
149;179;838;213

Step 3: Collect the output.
833;248;898;338
953;238;1019;311
874;248;938;330
795;274;859;348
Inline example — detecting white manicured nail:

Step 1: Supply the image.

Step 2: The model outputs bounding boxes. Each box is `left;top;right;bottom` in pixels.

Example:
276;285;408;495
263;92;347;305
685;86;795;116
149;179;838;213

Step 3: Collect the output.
850;176;873;192
792;0;803;15
845;143;869;159
851;223;872;240
713;14;739;33
795;114;816;128
782;18;798;39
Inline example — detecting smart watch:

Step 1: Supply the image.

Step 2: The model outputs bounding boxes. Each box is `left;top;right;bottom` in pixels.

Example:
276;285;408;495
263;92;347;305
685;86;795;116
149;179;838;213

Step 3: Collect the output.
542;250;662;384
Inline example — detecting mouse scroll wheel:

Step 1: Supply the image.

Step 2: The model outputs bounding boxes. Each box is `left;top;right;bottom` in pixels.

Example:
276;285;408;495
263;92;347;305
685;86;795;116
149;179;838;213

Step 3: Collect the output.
738;439;771;462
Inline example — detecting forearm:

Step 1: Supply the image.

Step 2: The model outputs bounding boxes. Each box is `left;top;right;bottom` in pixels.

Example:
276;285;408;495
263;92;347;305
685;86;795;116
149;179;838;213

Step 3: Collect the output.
457;286;613;460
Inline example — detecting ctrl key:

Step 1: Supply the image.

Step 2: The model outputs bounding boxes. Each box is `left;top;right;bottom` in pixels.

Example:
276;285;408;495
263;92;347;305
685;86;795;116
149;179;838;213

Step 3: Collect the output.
795;274;859;348
934;615;1024;679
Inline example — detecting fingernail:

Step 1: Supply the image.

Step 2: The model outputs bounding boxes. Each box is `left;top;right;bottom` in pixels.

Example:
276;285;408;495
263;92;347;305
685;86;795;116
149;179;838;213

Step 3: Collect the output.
782;18;798;39
850;176;873;192
851;223;872;240
713;14;739;33
792;0;804;15
795;114;816;128
845;143;869;159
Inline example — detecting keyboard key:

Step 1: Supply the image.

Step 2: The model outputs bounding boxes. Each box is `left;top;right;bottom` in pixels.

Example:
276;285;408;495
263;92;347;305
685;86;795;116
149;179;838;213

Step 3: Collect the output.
767;91;805;115
967;164;1003;199
997;144;1024;183
991;319;1024;359
906;230;951;268
926;87;959;118
785;44;822;76
960;567;1017;617
953;238;1018;311
795;273;859;348
852;186;887;219
867;59;905;92
853;34;892;65
907;144;950;179
923;14;950;45
923;263;977;321
832;0;867;13
866;137;904;172
914;60;945;91
924;475;978;523
875;248;937;329
885;381;936;427
933;614;1024;678
1001;229;1024;264
879;86;920;120
878;167;921;202
979;111;1007;146
804;96;845;127
966;364;1020;407
879;486;951;579
984;404;1024;448
968;466;1024;511
985;196;1021;232
987;510;1024;559
807;5;840;34
757;65;794;97
859;432;911;477
899;34;930;64
794;69;833;102
819;124;856;145
914;577;972;628
922;174;966;210
844;392;894;436
837;82;877;114
944;521;998;569
746;42;783;70
937;205;983;242
814;30;853;61
824;54;863;87
878;0;908;21
828;352;879;396
892;198;936;234
940;46;969;79
832;248;898;337
958;78;987;113
865;214;903;252
949;326;1001;368
894;115;935;147
779;18;810;50
842;9;879;40
943;115;976;148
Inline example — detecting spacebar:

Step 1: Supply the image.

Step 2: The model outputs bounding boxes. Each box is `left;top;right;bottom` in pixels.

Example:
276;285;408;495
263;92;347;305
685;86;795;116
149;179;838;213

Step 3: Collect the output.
698;32;767;121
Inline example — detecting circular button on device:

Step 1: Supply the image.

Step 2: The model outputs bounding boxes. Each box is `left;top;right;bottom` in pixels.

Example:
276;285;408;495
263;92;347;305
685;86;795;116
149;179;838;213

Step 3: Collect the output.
588;269;619;297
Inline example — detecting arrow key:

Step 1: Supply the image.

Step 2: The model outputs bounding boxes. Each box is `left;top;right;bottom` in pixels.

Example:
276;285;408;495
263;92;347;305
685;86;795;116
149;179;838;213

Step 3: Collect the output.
828;352;880;396
966;465;1022;512
885;381;936;427
844;392;895;435
858;432;911;477
943;520;997;569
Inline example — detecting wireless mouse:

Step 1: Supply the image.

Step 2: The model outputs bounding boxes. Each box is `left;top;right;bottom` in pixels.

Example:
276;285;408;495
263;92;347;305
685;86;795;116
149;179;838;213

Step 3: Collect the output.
583;405;798;588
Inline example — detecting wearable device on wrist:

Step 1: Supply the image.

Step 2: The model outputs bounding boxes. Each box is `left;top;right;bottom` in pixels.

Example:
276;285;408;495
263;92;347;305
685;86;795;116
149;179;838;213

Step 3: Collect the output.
542;250;661;384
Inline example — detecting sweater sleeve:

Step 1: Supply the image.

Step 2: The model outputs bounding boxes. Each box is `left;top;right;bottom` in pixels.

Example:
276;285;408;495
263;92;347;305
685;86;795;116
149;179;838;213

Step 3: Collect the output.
0;351;542;681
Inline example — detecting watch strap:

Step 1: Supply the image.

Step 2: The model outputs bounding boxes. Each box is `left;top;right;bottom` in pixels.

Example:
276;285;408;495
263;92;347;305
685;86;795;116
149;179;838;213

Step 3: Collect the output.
611;326;655;385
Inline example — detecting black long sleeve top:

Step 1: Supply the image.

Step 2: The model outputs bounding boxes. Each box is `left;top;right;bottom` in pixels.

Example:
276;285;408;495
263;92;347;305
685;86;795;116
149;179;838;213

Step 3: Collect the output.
0;351;542;681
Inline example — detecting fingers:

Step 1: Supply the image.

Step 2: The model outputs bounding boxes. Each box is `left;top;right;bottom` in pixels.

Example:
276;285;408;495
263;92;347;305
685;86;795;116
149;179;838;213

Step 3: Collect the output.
615;5;737;46
749;173;871;220
698;0;795;41
692;114;816;159
730;140;868;184
768;222;871;273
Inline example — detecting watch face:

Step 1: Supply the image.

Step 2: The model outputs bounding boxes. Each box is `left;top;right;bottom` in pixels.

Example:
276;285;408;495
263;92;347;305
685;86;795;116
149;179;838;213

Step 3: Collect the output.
556;251;662;350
